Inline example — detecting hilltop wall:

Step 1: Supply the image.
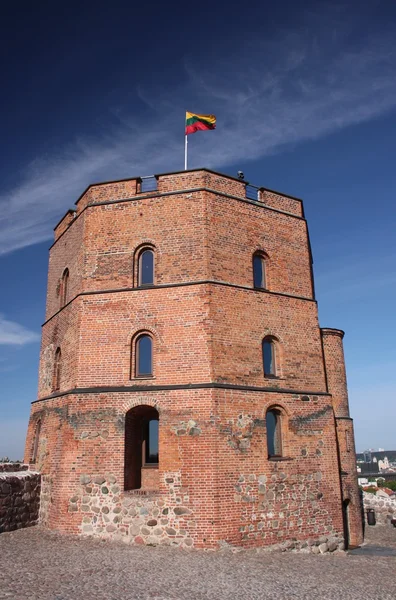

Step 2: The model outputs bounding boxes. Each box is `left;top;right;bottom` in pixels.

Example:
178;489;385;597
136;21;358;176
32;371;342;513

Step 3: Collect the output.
363;491;396;525
0;464;41;533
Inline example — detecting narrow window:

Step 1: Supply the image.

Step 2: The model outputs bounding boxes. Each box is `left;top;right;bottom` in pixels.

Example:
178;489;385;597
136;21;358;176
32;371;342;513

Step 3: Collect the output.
346;430;351;452
266;408;282;457
53;347;62;391
32;419;41;462
135;335;153;377
138;249;154;286
140;176;158;193
125;405;159;491
253;254;266;289
143;419;159;465
263;337;276;377
60;268;69;308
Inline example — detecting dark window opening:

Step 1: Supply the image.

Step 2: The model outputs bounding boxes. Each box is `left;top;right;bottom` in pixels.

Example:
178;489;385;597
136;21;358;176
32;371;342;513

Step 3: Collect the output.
138;249;154;286
143;419;159;464
266;408;282;457
60;268;69;307
53;348;61;391
342;499;351;549
141;176;158;193
246;184;259;201
135;334;153;377
263;337;276;377
124;405;159;491
32;419;41;462
253;254;266;289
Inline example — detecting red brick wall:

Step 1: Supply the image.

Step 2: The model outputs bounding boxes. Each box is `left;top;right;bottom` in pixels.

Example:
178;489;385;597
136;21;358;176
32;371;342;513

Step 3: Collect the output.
54;211;76;240
141;467;160;490
260;189;303;217
26;387;344;547
26;169;360;549
209;286;325;390
212;387;344;546
74;179;139;215
321;329;349;417
46;213;85;320
81;192;207;292
321;328;363;547
206;191;312;297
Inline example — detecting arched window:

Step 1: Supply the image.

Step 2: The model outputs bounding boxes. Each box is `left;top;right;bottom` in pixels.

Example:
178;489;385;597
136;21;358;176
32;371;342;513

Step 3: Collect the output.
135;334;153;377
253;253;266;289
125;405;159;491
53;347;62;391
32;419;41;462
138;249;154;286
60;268;69;308
262;336;276;377
266;408;282;458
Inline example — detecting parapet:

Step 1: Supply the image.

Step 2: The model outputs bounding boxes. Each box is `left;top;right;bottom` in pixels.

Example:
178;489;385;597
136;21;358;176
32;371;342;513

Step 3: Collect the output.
53;168;304;242
321;328;345;339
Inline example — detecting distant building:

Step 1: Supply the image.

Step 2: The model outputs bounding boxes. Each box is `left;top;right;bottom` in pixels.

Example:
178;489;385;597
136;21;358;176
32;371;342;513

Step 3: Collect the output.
360;462;380;475
357;450;396;465
379;456;390;472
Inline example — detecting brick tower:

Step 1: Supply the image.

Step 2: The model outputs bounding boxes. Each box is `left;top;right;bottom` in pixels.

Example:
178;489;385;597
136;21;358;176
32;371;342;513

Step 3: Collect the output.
25;169;363;549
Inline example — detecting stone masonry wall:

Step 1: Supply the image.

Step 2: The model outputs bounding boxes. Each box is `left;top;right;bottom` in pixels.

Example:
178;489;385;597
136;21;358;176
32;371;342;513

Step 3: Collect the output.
72;471;195;547
363;492;396;526
0;464;41;533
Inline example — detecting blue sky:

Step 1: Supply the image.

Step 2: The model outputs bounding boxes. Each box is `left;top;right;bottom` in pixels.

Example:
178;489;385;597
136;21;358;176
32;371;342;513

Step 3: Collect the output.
1;0;395;458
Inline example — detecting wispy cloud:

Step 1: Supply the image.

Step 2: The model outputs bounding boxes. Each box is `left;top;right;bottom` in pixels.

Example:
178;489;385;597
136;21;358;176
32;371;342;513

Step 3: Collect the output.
0;315;40;346
1;8;396;255
315;254;396;300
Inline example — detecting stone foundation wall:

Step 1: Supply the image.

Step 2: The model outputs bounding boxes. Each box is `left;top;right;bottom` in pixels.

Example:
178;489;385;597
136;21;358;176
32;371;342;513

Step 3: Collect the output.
262;534;344;554
231;469;343;547
38;475;51;527
363;492;396;526
71;471;195;547
67;469;345;552
0;464;41;533
0;463;28;473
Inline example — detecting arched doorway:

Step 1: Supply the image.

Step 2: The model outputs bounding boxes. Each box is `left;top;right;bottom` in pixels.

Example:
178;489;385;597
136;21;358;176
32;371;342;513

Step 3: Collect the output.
124;405;159;491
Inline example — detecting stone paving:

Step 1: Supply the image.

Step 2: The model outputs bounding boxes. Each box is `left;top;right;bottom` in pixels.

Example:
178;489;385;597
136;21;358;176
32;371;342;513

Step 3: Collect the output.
0;525;395;599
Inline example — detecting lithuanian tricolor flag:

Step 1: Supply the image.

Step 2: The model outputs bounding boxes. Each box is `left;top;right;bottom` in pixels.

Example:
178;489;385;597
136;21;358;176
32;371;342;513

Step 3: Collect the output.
186;112;216;135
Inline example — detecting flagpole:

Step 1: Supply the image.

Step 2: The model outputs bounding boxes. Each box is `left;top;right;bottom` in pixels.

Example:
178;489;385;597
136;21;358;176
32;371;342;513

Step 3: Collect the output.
184;134;188;170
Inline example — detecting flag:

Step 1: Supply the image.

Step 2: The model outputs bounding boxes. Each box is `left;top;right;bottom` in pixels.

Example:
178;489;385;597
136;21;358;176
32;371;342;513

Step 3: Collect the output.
186;112;216;135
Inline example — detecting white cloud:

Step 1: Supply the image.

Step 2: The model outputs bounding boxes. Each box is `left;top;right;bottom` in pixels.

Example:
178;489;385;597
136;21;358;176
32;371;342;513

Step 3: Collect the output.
0;315;40;346
1;11;396;255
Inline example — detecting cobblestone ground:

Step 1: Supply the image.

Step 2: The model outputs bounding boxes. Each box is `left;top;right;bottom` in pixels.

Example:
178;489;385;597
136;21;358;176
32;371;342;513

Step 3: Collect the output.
0;526;395;600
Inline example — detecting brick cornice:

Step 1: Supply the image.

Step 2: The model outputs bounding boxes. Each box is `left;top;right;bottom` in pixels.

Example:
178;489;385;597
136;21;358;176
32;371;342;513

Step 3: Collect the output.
74;168;303;204
32;382;331;404
42;280;316;326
